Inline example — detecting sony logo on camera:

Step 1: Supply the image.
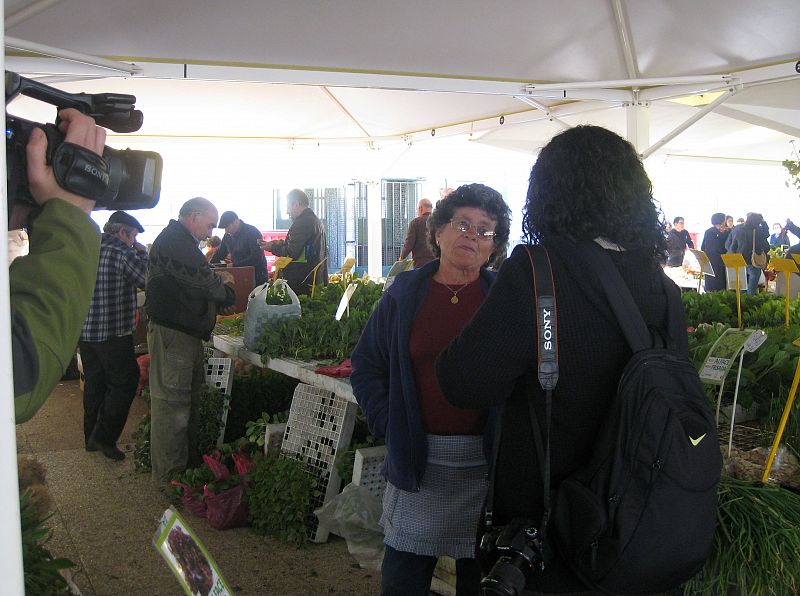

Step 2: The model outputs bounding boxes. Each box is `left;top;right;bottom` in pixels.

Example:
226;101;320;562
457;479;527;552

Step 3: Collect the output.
84;162;110;186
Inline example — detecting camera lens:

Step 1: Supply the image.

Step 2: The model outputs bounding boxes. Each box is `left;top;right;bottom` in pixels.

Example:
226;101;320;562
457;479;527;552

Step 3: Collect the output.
480;556;528;596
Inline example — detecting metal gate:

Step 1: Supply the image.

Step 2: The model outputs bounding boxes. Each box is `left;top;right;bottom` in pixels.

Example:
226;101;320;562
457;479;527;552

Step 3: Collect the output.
381;179;420;269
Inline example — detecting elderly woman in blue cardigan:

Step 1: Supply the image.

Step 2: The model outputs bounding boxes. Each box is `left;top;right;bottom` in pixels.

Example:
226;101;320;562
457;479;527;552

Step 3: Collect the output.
351;184;511;596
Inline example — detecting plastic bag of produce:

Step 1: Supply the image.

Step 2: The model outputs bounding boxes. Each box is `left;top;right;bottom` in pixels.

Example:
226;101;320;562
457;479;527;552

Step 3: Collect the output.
314;483;385;570
170;481;207;518
243;280;301;351
204;482;248;530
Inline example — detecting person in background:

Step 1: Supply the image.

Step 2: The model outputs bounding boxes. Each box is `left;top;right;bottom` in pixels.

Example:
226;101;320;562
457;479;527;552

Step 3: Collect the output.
666;216;694;267
436;125;687;593
400;198;435;268
770;223;790;247
728;212;770;295
145;197;236;483
351;184;511;596
259;189;328;295
725;215;735;230
12;109;107;422
204;235;222;262
726;215;747;252
213;211;268;286
700;212;730;292
663;221;672;235
78;211;148;460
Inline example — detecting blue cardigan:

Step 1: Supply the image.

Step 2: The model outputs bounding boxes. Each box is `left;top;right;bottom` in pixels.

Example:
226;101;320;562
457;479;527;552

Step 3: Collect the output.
350;259;498;492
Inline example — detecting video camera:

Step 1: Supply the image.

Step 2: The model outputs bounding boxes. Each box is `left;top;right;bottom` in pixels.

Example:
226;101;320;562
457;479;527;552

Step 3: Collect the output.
5;71;162;211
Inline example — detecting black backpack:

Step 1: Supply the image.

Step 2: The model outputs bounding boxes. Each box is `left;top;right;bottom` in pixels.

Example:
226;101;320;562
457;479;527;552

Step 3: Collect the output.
529;243;722;594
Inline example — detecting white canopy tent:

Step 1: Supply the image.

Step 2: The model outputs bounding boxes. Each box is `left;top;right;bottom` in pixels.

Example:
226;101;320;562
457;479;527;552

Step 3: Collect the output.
1;0;799;590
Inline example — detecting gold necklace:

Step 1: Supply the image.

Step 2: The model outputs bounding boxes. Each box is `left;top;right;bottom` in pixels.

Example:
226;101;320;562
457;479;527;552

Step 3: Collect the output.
441;281;469;304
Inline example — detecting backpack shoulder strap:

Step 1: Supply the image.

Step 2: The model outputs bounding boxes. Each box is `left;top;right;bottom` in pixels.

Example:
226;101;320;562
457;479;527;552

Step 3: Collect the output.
578;244;651;354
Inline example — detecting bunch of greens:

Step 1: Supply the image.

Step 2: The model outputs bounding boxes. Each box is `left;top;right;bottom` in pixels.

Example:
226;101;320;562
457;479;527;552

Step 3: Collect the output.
686;476;800;595
222;369;298;443
20;490;75;595
682;291;800;329
253;280;384;361
334;411;385;482
245;410;290;448
132;413;151;473
214;313;245;337
247;453;320;547
194;384;231;461
265;282;292;305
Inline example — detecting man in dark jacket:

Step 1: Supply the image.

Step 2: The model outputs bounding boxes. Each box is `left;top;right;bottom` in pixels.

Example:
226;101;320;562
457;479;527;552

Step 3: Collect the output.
213;211;268;286
700;212;730;292
260;189;328;295
399;198;434;268
145;197;236;482
666;216;694;267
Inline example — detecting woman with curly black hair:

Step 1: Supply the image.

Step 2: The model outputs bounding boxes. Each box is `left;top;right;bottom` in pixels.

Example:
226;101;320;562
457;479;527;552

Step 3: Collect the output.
437;126;690;594
352;184;510;596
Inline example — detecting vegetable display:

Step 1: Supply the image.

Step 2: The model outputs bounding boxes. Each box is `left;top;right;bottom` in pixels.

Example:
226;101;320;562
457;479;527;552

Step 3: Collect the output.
252;280;383;361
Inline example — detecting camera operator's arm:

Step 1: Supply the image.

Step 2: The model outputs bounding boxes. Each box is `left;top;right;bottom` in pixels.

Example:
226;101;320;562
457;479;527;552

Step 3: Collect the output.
11;109;105;423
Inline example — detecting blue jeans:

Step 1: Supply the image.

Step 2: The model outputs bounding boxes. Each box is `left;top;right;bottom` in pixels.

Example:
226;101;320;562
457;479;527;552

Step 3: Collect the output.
380;545;481;596
746;265;762;295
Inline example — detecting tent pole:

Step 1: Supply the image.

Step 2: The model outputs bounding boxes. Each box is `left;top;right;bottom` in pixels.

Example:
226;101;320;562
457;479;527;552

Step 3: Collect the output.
0;5;27;591
640;86;740;160
5;36;141;75
611;0;639;79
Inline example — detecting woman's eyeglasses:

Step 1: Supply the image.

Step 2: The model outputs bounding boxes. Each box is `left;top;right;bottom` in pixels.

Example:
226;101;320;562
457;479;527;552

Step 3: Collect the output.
449;219;496;240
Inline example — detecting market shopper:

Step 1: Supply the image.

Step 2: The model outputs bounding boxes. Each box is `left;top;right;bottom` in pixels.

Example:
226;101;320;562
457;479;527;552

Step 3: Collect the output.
436;126;689;593
145;197;236;483
728;211;770;295
399;198;435;268
666;216;694;267
258;189;328;295
351;184;511;596
12;109;107;422
700;212;730;292
212;211;268;286
79;211;148;460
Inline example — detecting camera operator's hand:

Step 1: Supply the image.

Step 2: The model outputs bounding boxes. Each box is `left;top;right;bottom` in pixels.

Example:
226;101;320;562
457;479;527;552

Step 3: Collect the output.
26;108;106;214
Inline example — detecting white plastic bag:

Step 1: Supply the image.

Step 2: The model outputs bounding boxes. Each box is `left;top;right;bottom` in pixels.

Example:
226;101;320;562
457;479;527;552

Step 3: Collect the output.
314;483;385;570
243;279;301;350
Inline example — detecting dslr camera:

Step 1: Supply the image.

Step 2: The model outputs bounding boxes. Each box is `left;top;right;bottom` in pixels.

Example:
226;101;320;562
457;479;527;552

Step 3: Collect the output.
479;518;551;596
6;70;162;211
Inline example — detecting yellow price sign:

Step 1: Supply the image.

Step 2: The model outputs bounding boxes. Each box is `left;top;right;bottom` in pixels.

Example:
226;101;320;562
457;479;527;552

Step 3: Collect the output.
720;253;747;329
340;258;357;274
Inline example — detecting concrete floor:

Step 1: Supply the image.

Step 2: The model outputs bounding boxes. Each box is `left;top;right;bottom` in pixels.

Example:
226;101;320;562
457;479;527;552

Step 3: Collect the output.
16;380;381;595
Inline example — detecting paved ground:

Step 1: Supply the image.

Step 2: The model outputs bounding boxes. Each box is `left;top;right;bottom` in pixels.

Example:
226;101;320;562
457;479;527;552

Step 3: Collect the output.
17;380;381;595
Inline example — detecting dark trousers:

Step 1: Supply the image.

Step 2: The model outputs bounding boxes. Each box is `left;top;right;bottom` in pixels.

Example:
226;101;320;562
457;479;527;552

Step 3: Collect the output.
380;545;481;596
79;335;139;446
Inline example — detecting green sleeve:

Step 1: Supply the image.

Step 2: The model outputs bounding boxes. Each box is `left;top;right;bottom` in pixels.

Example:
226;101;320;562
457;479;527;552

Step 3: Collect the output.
11;199;100;423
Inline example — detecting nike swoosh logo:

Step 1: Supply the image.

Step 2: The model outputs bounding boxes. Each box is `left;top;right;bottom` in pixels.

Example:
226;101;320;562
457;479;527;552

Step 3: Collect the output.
689;434;707;447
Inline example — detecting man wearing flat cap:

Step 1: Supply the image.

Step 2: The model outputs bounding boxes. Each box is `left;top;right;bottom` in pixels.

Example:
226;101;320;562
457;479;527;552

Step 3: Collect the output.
78;211;148;460
213;211;268;286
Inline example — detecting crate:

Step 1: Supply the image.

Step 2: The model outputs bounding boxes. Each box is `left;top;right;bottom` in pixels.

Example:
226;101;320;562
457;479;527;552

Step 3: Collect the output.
204;357;233;447
352;445;387;500
281;383;357;542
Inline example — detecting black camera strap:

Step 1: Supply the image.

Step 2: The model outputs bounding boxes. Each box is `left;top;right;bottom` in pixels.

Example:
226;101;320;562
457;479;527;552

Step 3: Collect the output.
484;245;558;538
